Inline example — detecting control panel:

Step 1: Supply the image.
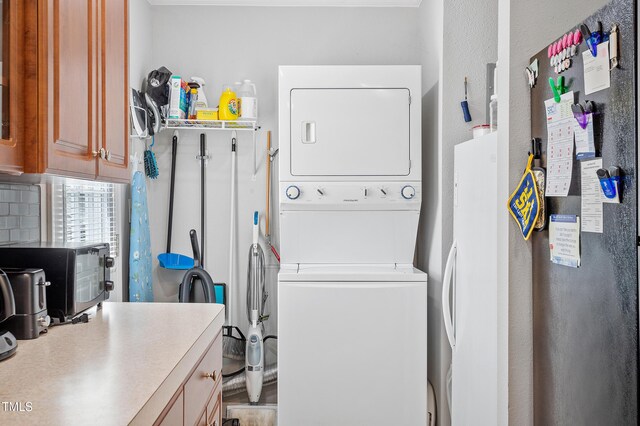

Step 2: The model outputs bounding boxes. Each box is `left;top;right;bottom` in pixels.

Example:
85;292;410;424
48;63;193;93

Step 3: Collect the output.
280;182;421;210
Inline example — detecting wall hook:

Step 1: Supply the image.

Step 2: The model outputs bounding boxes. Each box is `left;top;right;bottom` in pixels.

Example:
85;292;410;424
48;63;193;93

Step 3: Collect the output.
530;138;542;160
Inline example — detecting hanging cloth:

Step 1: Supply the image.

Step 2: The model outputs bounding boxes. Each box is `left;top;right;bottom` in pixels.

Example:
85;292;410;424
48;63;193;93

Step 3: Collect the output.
507;154;541;240
129;170;154;302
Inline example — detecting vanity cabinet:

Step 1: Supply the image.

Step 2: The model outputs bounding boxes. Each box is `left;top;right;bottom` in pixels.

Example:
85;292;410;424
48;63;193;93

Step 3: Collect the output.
156;331;223;426
2;0;130;182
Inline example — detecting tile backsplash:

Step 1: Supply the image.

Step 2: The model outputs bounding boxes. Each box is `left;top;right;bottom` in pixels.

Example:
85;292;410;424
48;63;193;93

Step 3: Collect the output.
0;183;41;245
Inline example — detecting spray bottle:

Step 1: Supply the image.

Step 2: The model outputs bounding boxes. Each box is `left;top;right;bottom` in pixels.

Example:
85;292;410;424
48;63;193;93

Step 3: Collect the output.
190;77;208;109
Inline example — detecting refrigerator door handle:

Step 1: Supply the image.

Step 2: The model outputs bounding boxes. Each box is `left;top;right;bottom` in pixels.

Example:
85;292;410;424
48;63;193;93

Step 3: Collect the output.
442;240;457;349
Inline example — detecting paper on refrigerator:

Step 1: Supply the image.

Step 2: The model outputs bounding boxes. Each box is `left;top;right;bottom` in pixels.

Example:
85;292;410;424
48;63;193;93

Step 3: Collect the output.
549;215;581;268
583;41;611;95
545;92;575;197
574;113;596;160
580;158;603;233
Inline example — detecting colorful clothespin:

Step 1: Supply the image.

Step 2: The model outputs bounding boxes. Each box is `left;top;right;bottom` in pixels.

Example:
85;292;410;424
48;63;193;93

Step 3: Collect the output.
549;76;566;103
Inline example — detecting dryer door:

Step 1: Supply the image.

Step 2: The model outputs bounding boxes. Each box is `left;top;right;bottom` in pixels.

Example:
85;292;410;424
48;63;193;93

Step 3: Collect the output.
290;88;411;177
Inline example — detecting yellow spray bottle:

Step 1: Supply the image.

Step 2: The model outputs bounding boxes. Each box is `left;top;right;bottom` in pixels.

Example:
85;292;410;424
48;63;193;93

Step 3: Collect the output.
218;87;239;120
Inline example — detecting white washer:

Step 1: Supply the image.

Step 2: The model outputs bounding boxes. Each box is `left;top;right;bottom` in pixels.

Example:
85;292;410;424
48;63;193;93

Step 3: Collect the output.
278;66;427;425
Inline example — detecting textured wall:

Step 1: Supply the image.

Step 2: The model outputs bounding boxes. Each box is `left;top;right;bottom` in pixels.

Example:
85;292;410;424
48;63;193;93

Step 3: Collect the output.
0;184;40;245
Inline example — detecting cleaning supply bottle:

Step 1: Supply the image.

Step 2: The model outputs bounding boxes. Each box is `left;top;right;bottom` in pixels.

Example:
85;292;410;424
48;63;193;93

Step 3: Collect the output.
218;86;239;120
190;77;208;109
188;87;198;119
238;80;258;120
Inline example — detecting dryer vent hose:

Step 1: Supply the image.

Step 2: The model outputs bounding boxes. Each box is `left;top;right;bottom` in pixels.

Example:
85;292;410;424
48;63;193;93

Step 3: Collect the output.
223;364;278;396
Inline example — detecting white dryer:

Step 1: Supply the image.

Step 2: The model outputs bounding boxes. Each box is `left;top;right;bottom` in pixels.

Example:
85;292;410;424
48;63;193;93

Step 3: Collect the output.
278;66;427;425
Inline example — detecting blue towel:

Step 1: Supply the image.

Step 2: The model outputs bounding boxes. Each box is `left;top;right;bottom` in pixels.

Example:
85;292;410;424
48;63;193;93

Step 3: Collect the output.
129;171;154;302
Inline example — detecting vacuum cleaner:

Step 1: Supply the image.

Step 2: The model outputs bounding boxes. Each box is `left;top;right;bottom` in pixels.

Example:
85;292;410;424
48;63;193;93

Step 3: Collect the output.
245;211;267;403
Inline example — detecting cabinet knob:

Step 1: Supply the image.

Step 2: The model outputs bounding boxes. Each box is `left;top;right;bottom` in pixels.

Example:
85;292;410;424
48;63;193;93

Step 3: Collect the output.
106;150;112;161
203;370;217;381
92;148;106;159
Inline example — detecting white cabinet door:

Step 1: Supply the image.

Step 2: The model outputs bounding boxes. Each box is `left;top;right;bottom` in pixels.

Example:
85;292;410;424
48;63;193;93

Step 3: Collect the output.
290;88;411;176
451;134;499;426
278;279;427;426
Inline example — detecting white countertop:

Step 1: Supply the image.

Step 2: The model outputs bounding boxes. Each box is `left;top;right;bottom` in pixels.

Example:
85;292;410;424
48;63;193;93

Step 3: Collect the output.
0;302;225;426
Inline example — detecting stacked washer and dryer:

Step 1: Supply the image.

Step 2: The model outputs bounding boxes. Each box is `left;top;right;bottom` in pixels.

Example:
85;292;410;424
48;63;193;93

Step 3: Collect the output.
277;66;428;425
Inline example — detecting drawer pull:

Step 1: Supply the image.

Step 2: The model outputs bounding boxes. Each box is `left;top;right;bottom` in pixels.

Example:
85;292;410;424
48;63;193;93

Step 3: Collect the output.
203;370;217;381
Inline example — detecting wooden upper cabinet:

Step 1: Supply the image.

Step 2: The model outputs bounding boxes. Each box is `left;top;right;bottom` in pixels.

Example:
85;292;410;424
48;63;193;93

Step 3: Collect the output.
97;0;129;180
42;0;97;179
0;0;25;175
21;0;129;183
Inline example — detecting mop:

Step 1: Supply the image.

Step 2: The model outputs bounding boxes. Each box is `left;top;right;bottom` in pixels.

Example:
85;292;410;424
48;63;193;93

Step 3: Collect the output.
245;211;267;403
223;132;246;360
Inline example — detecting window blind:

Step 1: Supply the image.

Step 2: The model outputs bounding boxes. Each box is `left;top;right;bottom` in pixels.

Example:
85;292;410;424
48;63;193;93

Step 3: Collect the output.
53;181;119;258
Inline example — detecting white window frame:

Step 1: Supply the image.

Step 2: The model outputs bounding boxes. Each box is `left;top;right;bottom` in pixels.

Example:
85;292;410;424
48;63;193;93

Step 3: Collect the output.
46;179;126;302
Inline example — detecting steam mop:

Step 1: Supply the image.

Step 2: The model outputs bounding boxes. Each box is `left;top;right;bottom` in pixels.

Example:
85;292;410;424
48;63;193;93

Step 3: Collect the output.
246;211;266;403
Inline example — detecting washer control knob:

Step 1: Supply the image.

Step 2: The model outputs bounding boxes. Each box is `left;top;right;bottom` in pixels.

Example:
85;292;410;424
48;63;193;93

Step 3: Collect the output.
379;187;388;197
286;185;301;200
401;185;416;200
316;188;325;196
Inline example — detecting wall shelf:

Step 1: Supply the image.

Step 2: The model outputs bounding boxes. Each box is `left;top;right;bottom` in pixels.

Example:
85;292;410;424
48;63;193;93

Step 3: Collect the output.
164;118;259;131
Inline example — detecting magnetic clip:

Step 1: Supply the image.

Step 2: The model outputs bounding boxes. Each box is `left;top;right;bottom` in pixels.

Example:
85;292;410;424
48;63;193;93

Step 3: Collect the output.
549;76;566;103
571;100;595;129
580;22;603;57
610;24;619;69
525;59;539;88
597;166;621;203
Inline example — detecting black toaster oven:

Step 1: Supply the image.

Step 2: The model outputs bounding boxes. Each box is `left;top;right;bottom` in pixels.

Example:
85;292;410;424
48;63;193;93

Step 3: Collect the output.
0;242;114;322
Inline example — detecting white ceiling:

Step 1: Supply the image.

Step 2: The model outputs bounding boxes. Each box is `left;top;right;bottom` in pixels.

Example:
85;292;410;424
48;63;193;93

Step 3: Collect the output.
148;0;422;7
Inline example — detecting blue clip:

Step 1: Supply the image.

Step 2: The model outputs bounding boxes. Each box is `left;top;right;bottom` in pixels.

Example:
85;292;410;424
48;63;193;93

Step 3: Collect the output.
597;167;621;203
